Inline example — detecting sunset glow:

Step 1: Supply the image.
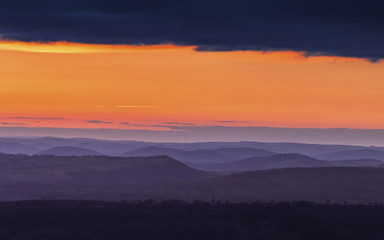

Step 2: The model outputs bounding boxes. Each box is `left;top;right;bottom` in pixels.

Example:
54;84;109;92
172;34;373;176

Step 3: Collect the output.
1;41;383;131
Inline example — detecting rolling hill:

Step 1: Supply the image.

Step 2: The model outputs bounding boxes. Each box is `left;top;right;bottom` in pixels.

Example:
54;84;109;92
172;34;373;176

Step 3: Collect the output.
0;141;39;154
330;159;384;167
65;155;213;185
190;153;329;171
122;146;184;157
317;149;384;161
190;153;384;172
4;136;384;158
35;146;103;156
123;146;275;163
0;154;213;186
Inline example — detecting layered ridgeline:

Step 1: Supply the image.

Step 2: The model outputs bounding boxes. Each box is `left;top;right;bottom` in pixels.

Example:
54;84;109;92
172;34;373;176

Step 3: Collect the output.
35;146;103;156
1;137;384;203
190;153;384;171
122;146;276;163
0;141;39;155
2;136;384;158
316;149;384;161
2;136;384;173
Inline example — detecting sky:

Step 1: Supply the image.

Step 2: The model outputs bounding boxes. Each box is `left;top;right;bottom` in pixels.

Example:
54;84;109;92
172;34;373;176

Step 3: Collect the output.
1;0;384;144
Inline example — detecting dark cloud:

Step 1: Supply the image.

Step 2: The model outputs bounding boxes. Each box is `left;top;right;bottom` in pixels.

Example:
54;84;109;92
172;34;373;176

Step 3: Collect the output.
120;122;131;125
0;0;383;60
85;120;114;124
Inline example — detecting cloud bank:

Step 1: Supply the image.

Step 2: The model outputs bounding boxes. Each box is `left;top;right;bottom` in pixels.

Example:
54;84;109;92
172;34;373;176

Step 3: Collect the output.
0;0;383;60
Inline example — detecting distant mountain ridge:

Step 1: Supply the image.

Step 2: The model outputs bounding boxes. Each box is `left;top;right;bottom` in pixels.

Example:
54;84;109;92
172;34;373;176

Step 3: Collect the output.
0;141;39;155
190;153;384;172
220;153;329;171
122;146;275;163
335;159;383;167
2;136;384;157
317;149;384;161
190;153;326;171
123;146;184;157
35;146;103;156
2;137;384;165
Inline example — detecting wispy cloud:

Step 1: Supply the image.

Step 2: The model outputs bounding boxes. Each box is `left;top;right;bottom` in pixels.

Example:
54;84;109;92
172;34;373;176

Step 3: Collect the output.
215;121;238;123
129;124;166;128
115;106;157;108
163;122;197;126
120;122;197;129
128;124;174;129
85;120;114;124
9;116;65;120
213;120;251;124
1;122;28;126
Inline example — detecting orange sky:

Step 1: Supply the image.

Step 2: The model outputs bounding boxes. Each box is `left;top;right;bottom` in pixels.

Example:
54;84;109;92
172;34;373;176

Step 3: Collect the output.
1;41;384;130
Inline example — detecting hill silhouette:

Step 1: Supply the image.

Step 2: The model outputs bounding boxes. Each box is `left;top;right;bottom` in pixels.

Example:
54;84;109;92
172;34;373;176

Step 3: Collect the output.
0;141;39;154
191;153;329;171
122;146;184;157
36;146;103;156
0;154;213;187
191;153;384;172
123;146;275;163
317;149;384;161
4;136;384;159
65;155;213;185
330;159;384;167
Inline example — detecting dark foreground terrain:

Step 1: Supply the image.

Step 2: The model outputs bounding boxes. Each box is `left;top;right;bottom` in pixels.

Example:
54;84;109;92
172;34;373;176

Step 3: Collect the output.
2;153;384;203
1;200;384;240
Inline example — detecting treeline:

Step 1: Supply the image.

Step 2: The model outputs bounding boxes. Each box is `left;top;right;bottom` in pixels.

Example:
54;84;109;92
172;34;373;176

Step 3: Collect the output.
0;200;384;239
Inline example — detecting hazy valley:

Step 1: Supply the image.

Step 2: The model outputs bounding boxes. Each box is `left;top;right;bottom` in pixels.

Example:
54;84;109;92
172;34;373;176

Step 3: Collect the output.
1;137;384;204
